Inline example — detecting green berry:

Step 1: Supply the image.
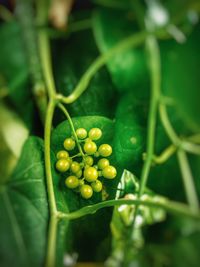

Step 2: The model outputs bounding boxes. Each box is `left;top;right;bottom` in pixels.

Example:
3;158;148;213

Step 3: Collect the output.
98;144;112;157
102;166;117;179
70;161;81;173
89;128;102;140
56;150;69;160
97;158;110;170
76;170;82;178
65;176;79;189
80;184;93;199
63;138;75;151
56;159;70;173
84;156;94;166
91;180;102;192
76;128;87;139
84;166;98;182
83;141;97;155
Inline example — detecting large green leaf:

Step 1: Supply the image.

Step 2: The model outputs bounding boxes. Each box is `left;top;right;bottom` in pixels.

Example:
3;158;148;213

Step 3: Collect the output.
92;7;149;93
52;30;117;120
0;137;48;267
51;115;119;208
0;21;35;129
51;116;120;261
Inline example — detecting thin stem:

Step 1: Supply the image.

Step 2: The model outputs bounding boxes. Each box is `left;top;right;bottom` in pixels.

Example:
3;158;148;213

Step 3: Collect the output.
58;198;200;221
38;30;56;98
159;103;181;146
152;144;177;164
57;103;85;157
59;30;147;104
177;149;199;212
44;100;57;214
138;35;161;197
45;215;58;267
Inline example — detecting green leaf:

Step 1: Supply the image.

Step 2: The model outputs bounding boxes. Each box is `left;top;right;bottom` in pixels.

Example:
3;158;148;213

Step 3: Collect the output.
51;116;120;261
92;7;149;93
0;137;48;267
51;115;119;208
161;24;200;133
113;92;147;173
52;30;117;120
0;21;35;129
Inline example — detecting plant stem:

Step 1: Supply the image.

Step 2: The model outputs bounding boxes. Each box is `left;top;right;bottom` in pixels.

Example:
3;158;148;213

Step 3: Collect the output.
152;144;177;164
45;215;58;267
44;100;57;214
59;30;147;104
138;35;161;197
57;103;85;157
58;198;200;221
177;149;199;212
159;103;199;210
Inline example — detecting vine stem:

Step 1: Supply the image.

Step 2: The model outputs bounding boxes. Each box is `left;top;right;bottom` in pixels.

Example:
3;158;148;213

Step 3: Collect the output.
177;149;199;212
139;35;161;197
58;198;200;221
44;100;58;267
59;30;147;104
57;103;85;157
159;103;199;211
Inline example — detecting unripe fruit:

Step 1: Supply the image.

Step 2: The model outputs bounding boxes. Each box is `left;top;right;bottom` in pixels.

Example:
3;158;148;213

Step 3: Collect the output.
84;166;98;182
70;161;81;173
76;128;87;139
56;159;70;172
63;138;75;151
89;128;102;140
91;180;103;192
97;158;110;170
84;156;94;166
65;176;79;189
80;184;93;199
98;144;112;157
102;165;117;179
83;141;97;155
56;150;69;160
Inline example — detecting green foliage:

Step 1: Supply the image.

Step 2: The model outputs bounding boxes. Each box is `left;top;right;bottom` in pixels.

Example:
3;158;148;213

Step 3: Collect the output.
52;30;117;119
51;116;120;208
92;7;149;93
0;21;35;128
161;25;200;133
0;137;48;267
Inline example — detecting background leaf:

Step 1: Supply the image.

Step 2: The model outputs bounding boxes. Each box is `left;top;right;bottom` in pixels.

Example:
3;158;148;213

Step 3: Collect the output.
0;137;48;267
92;7;149;93
52;30;117;121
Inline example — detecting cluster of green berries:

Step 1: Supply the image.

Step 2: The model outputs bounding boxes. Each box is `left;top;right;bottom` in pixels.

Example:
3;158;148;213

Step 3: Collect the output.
55;128;117;199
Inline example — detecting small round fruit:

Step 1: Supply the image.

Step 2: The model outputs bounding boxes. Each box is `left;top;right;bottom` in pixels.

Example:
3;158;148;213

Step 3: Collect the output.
56;150;69;160
97;158;110;170
70;161;81;173
84;156;94;166
56;159;70;173
84;167;98;182
79;179;85;187
63;138;75;151
91;180;103;192
76;128;87;139
76;170;82;178
89;128;102;140
102;166;117;179
65;176;79;189
98;144;112;157
83;141;97;155
80;184;93;199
